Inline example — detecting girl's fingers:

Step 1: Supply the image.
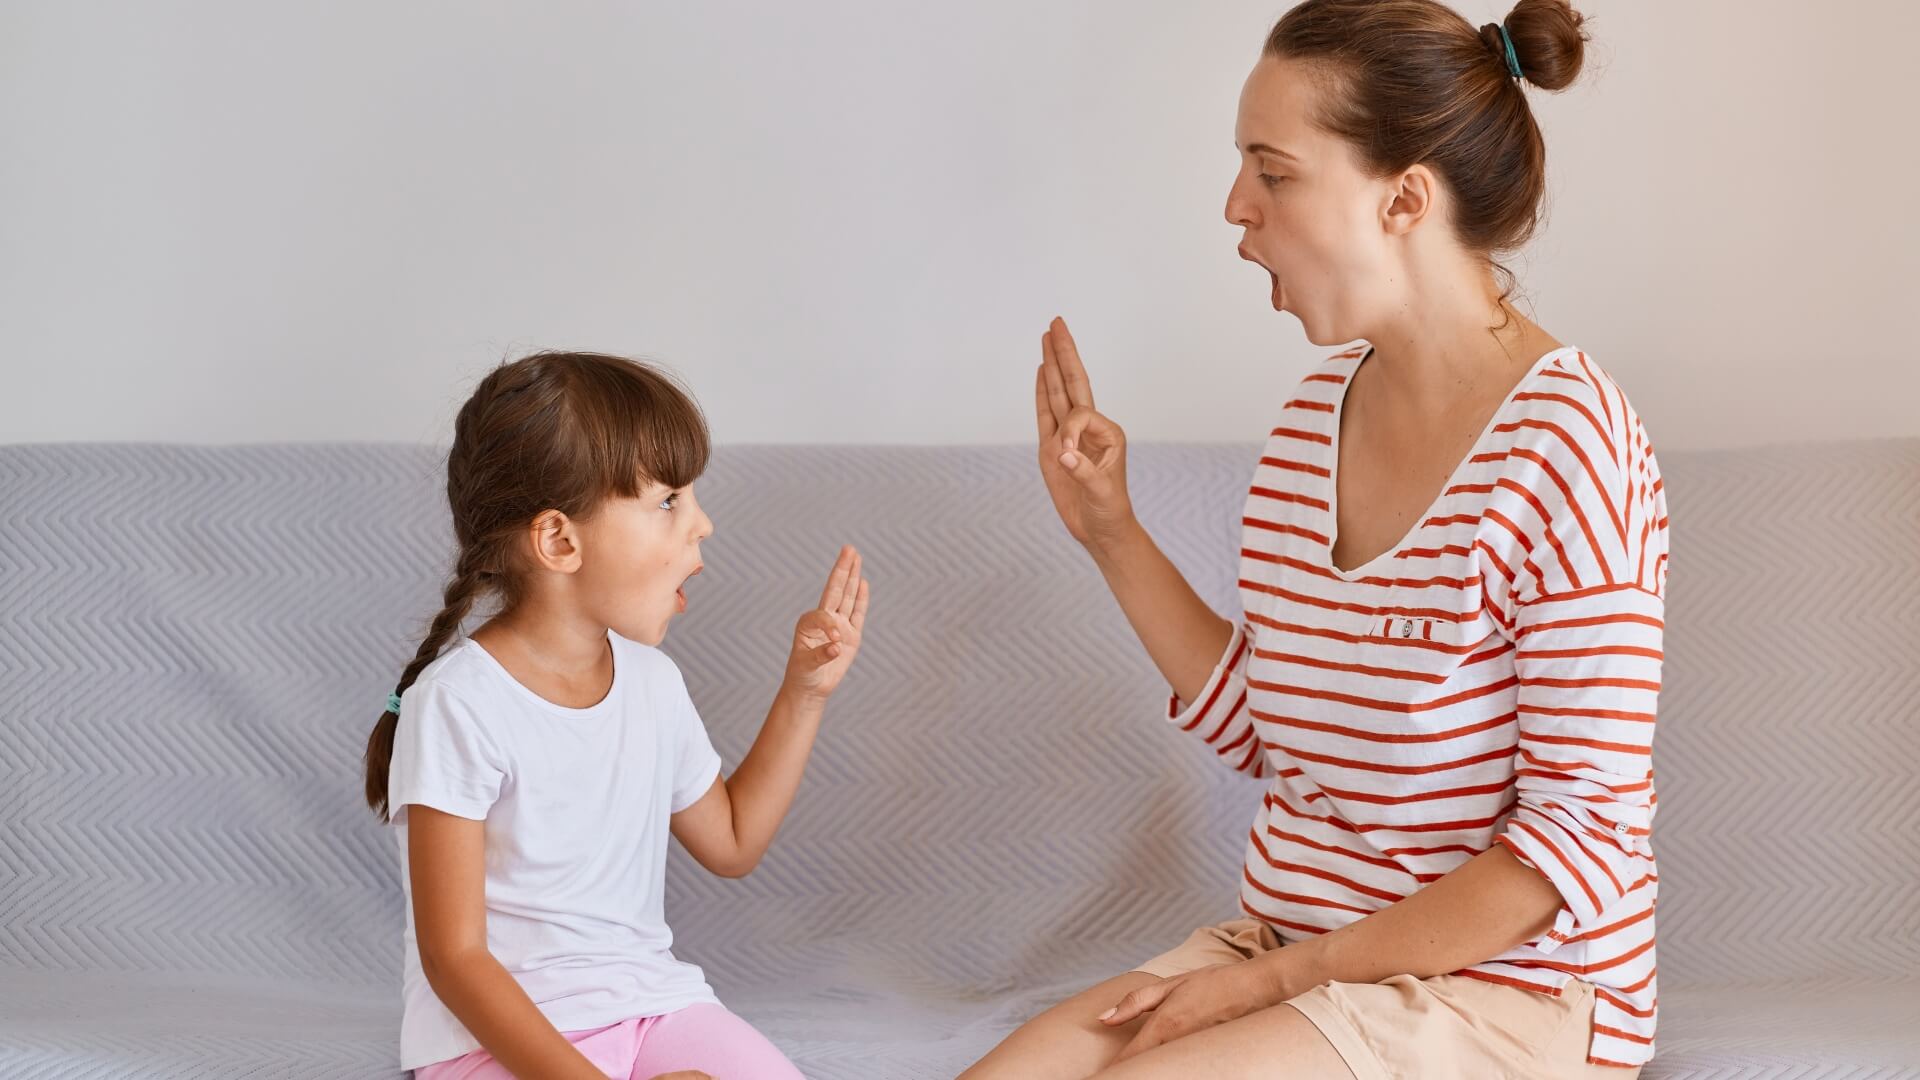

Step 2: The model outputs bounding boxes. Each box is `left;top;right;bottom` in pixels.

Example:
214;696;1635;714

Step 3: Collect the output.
838;550;862;614
1049;317;1095;410
795;609;837;642
818;545;855;610
851;577;870;630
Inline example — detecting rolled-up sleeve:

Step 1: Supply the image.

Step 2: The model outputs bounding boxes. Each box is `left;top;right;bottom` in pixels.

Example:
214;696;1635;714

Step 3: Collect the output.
1165;623;1266;779
1480;379;1669;949
1496;582;1662;946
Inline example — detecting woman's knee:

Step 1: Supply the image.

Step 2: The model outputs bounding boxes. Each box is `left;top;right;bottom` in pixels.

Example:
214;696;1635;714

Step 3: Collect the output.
1085;1001;1355;1080
959;971;1165;1080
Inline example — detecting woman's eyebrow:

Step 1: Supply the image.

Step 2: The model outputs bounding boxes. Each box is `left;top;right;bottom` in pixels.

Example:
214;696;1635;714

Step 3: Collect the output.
1238;141;1300;162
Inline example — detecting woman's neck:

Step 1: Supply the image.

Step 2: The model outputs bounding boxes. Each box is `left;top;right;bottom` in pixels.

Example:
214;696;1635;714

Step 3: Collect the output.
1357;259;1560;417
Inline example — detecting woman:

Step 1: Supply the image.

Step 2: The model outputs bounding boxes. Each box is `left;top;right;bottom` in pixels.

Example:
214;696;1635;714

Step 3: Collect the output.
964;2;1663;1078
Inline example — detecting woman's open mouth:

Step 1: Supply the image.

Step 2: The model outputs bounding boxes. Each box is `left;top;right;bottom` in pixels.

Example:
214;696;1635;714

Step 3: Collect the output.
1239;245;1283;310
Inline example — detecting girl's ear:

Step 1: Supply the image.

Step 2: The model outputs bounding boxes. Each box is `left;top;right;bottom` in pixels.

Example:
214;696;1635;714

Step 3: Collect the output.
526;510;583;574
1382;163;1438;237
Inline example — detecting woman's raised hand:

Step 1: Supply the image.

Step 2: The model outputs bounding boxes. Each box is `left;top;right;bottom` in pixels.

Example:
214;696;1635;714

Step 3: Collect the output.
1034;317;1137;551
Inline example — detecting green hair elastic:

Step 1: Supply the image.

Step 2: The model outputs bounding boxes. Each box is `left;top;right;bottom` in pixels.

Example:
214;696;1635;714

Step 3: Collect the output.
386;692;404;714
1498;24;1524;80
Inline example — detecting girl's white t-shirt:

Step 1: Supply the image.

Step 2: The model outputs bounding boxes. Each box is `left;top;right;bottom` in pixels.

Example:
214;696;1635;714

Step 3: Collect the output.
387;630;724;1071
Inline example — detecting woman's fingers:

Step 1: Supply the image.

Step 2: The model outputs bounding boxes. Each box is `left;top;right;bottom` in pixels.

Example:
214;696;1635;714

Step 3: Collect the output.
1059;405;1123;459
851;577;870;630
818;545;856;610
1098;978;1173;1025
1113;1019;1171;1065
1041;332;1072;424
1035;363;1059;439
1058;406;1093;456
1048;317;1095;410
1059;444;1104;489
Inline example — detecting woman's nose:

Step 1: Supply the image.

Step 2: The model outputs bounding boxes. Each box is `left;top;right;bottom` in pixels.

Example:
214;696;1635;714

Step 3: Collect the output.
1225;183;1257;228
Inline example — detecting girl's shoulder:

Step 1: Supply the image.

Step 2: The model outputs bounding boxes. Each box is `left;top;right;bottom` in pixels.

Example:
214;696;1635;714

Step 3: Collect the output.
608;633;699;710
608;631;680;678
410;637;494;698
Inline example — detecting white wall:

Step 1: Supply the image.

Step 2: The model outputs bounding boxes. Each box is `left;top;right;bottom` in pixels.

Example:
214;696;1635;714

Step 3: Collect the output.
2;0;1913;451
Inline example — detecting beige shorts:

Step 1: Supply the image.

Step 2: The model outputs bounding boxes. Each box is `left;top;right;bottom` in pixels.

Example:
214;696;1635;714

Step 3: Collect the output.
1135;919;1641;1080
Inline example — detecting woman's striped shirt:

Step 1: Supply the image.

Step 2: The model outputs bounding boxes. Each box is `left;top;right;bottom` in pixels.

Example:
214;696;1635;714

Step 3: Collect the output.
1168;344;1667;1068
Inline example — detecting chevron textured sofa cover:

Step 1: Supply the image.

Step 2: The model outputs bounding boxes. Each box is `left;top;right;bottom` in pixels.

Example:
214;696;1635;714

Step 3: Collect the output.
2;440;1916;1079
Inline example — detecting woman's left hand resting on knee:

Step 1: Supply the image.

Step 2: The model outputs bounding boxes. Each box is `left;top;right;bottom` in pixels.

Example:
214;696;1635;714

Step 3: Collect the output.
1099;961;1284;1063
1097;840;1568;1063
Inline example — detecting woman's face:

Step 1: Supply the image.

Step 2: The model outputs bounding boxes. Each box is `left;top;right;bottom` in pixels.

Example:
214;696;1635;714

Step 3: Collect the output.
1225;54;1398;346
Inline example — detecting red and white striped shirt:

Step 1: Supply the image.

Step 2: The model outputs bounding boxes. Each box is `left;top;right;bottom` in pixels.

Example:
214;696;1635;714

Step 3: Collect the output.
1169;344;1666;1068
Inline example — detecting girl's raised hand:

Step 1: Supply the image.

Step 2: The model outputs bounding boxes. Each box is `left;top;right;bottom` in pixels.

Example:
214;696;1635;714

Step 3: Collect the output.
781;545;870;703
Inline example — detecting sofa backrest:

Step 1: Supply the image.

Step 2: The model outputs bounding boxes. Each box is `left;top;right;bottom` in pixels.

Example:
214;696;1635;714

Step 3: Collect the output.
2;440;1913;993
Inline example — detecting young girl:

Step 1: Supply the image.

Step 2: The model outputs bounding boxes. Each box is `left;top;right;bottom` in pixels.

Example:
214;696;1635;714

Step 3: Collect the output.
362;351;870;1080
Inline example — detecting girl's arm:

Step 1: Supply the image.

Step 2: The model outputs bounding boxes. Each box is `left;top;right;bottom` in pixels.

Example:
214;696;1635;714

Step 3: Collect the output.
1035;317;1233;703
671;545;870;878
408;805;608;1080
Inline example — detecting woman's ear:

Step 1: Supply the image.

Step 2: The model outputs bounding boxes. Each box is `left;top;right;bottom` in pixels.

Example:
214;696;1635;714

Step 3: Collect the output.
1382;163;1438;236
526;510;583;574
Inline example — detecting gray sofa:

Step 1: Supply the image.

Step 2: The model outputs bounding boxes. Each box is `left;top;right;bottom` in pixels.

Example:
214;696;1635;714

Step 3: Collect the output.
2;440;1915;1078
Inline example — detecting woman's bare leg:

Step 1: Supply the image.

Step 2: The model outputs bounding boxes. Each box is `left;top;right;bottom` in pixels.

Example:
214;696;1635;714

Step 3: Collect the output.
1087;1002;1356;1080
959;971;1164;1080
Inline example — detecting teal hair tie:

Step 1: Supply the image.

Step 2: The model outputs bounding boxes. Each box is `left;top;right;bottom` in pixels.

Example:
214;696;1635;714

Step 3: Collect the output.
386;692;404;714
1497;24;1524;80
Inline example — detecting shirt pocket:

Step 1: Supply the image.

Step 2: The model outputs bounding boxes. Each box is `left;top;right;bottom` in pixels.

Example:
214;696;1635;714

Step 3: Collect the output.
1347;579;1506;686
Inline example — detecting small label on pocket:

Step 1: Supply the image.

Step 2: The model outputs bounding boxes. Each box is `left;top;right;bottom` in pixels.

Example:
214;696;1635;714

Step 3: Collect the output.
1378;616;1434;640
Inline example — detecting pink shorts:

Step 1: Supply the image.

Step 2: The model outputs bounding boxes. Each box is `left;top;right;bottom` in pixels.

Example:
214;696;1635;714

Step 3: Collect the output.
413;1002;803;1080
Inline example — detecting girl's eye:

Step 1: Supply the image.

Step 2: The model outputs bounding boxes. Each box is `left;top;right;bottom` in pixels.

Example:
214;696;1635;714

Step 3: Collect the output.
659;492;679;511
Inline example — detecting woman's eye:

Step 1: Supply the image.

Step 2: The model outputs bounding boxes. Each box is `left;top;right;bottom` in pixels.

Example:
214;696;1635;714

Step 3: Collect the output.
1260;173;1284;188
